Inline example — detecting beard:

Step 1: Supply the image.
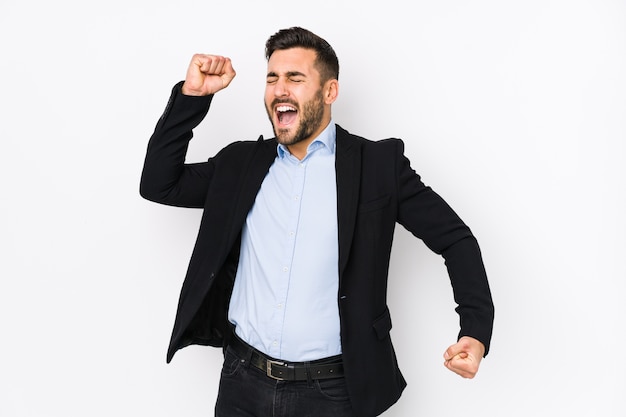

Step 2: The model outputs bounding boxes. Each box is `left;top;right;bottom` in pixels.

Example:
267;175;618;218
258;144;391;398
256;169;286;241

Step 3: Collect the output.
267;90;325;146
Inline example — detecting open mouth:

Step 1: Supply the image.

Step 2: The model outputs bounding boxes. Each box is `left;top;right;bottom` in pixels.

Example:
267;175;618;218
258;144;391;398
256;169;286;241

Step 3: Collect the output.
276;105;298;126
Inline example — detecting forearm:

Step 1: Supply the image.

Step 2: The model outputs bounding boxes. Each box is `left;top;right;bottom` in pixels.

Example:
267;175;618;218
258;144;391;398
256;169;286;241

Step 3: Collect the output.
139;82;214;207
442;236;494;355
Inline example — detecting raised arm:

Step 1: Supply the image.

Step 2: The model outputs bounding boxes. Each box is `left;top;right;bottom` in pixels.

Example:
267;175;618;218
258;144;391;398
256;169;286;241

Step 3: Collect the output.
139;55;236;208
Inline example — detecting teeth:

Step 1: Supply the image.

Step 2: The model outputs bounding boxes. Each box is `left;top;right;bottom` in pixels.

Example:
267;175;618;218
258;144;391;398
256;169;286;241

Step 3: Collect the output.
277;105;296;112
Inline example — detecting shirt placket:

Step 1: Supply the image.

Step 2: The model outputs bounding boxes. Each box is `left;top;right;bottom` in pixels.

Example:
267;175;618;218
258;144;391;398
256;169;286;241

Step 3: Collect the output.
270;156;306;358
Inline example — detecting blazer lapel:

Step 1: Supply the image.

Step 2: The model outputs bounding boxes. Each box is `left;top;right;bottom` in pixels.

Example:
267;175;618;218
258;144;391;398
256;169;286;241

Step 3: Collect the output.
228;136;277;243
335;126;362;277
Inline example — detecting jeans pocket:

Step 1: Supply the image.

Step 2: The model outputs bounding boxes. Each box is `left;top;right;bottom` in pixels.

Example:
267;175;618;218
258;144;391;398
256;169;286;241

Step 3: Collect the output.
220;346;244;377
314;377;350;401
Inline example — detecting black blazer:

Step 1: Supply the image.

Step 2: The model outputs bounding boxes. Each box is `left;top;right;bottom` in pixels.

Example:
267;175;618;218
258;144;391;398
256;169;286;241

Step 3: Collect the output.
140;82;494;417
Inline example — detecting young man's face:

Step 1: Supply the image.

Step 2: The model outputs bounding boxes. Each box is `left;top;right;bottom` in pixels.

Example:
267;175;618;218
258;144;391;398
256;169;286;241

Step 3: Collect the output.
265;47;329;149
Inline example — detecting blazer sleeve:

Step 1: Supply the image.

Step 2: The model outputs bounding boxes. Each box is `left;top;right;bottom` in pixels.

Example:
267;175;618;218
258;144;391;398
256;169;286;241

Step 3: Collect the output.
139;81;215;208
394;140;494;355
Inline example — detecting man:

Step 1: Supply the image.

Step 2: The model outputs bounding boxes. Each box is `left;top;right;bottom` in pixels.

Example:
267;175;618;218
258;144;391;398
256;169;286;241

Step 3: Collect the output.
140;27;494;417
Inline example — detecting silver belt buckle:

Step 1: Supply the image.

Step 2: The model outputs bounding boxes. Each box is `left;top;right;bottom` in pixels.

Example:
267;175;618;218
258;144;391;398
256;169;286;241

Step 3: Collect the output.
266;359;286;380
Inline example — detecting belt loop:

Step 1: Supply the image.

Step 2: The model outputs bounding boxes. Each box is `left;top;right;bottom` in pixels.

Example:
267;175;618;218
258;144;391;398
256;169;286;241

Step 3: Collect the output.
243;344;253;369
304;361;313;387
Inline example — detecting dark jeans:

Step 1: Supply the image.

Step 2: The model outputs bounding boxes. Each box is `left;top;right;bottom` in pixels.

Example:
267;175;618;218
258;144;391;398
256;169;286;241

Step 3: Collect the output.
215;345;355;417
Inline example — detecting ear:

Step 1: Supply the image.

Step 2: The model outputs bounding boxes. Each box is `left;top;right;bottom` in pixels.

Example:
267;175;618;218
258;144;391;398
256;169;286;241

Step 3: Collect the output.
323;79;339;105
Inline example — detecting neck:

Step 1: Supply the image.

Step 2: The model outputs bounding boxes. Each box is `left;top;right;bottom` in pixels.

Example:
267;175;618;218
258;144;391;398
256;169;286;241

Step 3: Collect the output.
287;140;313;160
287;117;332;160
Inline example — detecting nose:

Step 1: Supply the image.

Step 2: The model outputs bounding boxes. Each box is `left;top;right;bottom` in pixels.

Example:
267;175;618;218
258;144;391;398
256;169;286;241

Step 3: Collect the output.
274;78;289;97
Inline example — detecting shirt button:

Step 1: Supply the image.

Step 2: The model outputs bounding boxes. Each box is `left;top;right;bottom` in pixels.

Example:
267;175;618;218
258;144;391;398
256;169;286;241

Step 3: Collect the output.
282;266;288;272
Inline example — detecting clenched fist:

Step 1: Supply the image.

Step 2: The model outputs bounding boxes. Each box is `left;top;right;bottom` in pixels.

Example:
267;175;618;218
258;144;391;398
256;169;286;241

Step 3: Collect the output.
181;54;236;96
443;336;485;379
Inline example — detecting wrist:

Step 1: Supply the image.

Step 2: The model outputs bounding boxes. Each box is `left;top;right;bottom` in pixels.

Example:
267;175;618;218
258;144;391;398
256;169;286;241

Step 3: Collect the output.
181;82;206;96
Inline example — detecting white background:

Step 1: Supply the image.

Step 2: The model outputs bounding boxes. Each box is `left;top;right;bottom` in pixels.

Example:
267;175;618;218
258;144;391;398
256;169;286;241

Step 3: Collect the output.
1;0;625;416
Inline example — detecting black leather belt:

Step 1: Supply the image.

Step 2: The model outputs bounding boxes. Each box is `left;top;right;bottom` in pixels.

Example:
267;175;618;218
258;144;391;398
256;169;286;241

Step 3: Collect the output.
228;334;344;381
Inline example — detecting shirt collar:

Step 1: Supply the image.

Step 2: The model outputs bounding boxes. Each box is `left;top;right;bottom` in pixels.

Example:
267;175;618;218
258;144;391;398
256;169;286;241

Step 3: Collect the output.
277;120;336;159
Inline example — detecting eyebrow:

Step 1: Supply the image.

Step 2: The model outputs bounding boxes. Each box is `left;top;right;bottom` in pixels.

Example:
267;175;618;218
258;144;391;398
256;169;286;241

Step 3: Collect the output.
266;71;307;78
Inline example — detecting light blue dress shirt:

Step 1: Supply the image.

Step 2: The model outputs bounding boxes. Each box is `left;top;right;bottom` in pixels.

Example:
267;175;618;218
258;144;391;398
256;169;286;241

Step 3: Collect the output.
228;121;341;362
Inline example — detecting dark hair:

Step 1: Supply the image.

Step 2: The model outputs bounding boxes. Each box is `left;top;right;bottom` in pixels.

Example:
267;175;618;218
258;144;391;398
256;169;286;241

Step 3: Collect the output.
265;27;339;82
